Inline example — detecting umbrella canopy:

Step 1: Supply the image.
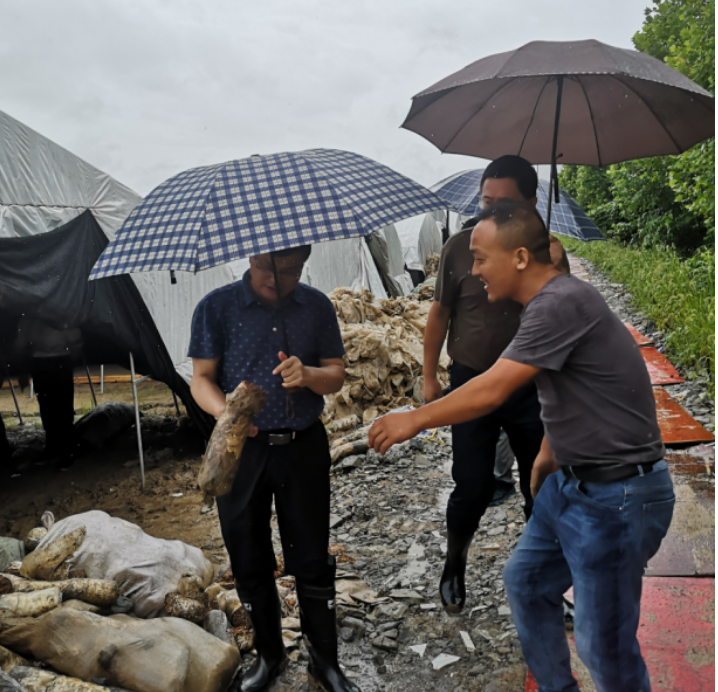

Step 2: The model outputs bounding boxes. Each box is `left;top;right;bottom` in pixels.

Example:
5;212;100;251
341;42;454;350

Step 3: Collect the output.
432;169;605;241
404;39;714;231
402;39;714;166
90;149;448;280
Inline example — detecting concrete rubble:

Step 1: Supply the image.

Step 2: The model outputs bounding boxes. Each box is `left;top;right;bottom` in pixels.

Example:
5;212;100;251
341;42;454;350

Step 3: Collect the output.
0;253;712;692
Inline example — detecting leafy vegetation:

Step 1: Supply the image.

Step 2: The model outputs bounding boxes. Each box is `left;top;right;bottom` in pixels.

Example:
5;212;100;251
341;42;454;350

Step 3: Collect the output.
559;0;715;253
560;0;715;387
563;238;715;386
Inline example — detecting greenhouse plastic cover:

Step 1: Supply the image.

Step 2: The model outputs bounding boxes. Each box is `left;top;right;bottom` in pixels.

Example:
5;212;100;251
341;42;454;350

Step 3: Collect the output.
0;108;234;381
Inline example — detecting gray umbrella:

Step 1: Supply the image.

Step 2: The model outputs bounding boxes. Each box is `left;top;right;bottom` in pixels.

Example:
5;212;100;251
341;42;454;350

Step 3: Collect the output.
402;39;715;228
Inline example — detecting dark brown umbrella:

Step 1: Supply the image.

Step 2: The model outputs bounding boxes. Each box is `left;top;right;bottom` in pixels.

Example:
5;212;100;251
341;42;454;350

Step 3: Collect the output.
402;39;715;227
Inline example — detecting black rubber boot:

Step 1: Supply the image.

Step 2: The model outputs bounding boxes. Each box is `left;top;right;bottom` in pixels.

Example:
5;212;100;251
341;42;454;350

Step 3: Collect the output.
296;580;361;692
439;530;474;614
236;580;287;692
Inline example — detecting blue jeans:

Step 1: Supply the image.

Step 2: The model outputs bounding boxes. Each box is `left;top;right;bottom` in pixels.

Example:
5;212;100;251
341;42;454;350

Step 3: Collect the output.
503;461;674;692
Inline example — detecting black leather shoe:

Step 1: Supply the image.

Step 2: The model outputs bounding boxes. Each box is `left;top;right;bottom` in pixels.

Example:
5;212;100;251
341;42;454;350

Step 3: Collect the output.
236;580;287;692
297;580;361;692
241;653;287;692
439;530;474;614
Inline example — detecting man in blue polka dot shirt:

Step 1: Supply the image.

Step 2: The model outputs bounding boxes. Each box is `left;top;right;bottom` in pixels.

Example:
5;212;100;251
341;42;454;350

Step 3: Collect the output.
189;245;360;692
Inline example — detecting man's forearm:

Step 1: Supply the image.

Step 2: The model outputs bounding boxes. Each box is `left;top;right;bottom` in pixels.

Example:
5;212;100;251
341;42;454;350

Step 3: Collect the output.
303;364;345;396
423;302;450;380
190;375;227;418
531;436;560;497
414;373;504;431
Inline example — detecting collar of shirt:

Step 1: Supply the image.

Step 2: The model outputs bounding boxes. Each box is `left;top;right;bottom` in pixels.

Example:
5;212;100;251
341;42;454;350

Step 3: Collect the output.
239;270;308;309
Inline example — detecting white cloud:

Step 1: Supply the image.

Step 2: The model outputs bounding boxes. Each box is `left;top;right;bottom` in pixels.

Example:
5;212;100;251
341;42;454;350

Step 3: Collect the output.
0;0;648;194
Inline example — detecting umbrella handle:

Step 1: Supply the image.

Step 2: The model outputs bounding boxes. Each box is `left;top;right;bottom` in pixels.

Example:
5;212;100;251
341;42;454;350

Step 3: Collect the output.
270;254;290;357
270;254;294;420
552;154;563;204
546;76;564;232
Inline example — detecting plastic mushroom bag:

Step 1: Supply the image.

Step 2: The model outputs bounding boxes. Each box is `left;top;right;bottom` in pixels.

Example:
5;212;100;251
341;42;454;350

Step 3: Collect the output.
28;511;212;618
0;608;240;692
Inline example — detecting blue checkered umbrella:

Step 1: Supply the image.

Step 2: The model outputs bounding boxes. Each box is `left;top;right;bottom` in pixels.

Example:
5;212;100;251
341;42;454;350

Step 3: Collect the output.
431;169;605;241
90;148;449;279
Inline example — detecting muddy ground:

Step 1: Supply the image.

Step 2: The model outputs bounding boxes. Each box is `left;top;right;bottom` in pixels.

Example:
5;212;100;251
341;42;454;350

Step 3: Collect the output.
0;253;713;692
1;383;527;692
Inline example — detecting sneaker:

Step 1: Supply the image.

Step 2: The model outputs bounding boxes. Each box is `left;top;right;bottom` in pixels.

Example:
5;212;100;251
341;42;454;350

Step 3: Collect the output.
489;483;517;506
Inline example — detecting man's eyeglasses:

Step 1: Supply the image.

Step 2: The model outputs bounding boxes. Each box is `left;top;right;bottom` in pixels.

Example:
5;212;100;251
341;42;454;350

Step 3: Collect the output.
251;259;302;279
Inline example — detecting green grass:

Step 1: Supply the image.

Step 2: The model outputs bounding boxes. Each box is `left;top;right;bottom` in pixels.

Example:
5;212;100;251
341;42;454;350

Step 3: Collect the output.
563;238;715;389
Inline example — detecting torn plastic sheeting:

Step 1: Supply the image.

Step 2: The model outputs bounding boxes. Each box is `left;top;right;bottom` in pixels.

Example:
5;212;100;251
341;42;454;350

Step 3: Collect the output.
459;631;475;652
641;347;685;384
335;577;388;606
409;644;427;658
654;388;714;446
431;654;460;670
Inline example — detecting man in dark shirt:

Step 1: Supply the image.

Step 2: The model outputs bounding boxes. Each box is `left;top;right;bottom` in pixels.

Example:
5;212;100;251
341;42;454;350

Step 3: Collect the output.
423;155;567;614
189;246;360;692
370;201;674;692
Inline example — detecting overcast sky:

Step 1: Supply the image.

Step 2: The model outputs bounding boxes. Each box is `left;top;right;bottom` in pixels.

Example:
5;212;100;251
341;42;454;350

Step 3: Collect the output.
1;0;649;195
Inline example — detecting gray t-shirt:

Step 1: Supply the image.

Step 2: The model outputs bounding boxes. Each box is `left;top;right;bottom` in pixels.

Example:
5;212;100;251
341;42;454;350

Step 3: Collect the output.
502;274;664;467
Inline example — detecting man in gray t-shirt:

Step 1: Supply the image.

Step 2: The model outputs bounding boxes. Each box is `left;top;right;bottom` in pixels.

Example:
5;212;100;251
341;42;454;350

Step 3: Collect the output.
502;272;664;467
368;201;674;692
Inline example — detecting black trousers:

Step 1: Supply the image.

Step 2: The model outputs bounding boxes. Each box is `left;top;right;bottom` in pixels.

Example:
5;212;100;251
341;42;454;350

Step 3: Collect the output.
447;361;544;537
32;356;76;459
216;420;332;588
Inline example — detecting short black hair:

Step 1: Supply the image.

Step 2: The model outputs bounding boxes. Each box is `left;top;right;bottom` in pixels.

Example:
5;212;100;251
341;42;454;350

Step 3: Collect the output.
271;244;312;261
461;216;480;232
476;200;551;264
480;155;538;200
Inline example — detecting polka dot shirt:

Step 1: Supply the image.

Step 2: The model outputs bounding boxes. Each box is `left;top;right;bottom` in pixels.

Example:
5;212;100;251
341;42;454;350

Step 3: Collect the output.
188;272;346;431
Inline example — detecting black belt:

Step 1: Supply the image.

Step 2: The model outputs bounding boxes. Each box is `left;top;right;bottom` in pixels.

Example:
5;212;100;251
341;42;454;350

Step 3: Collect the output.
253;427;310;446
562;461;658;483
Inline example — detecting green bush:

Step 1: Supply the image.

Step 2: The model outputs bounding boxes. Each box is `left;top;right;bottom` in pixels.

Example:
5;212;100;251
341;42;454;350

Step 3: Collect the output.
559;0;715;253
563;238;715;387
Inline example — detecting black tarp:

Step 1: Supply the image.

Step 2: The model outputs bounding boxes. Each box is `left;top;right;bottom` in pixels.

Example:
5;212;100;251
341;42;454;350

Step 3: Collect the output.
0;210;213;438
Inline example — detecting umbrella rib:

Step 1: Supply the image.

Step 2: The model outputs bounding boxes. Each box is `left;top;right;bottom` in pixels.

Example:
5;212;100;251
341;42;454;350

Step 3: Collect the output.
611;75;683;154
575;78;603;167
441;78;521;154
517;77;552;157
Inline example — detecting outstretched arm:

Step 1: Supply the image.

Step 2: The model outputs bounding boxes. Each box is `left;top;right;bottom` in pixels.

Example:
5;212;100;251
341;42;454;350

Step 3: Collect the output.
369;358;540;455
